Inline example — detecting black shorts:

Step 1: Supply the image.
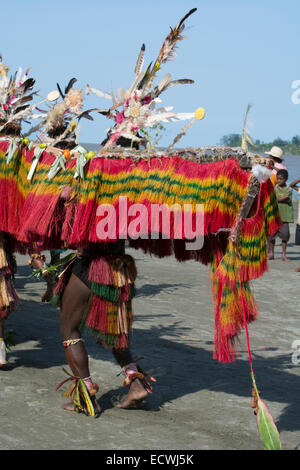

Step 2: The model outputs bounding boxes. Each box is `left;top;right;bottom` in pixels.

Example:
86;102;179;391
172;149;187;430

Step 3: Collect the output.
71;256;92;289
269;222;290;243
71;241;126;288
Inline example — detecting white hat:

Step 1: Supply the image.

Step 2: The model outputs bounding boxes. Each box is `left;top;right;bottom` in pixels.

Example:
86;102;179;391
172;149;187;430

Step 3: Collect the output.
265;146;284;161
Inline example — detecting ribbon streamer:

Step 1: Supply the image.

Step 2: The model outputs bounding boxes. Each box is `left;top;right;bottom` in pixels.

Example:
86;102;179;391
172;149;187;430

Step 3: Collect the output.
5;138;20;164
47;153;66;180
27;146;46;181
72;145;87;179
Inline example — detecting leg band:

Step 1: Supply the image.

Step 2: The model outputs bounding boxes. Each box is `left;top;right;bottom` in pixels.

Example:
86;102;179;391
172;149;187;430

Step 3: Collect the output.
63;338;85;348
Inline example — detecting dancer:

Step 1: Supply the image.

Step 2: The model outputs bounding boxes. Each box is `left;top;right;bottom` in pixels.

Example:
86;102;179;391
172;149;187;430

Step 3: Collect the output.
55;242;154;415
21;76;156;414
0;56;40;365
0;233;18;367
48;9;199;415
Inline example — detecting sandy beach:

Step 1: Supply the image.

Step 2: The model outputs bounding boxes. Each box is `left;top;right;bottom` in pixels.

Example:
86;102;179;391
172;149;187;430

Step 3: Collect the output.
1;214;300;451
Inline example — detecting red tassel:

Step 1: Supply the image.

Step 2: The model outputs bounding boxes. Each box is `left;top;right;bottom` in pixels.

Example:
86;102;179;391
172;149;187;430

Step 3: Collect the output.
116;333;130;349
85;295;108;332
88;257;114;285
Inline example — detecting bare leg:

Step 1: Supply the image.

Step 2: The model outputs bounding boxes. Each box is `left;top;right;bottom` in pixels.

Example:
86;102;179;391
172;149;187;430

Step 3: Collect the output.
268;239;275;260
281;242;290;261
59;273;100;413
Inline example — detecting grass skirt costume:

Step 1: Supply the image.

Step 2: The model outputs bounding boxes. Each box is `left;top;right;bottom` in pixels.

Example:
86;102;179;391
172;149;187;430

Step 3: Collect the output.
54;241;137;349
0;233;18;319
0;232;18;365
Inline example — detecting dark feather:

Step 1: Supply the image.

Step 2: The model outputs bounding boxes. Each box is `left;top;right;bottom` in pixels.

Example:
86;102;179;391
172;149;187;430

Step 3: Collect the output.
13;104;30;114
137;62;153;90
57;83;65;99
155;78;194;96
134;43;146;76
12;94;35;106
17;78;35;94
65;78;77;95
78;108;106;121
175;8;197;29
156;8;197;66
78;112;94;121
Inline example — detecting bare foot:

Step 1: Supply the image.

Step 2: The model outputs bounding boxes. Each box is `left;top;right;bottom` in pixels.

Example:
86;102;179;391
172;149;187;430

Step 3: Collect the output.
116;378;148;409
268;255;274;260
293;267;300;272
282;257;291;262
61;395;101;415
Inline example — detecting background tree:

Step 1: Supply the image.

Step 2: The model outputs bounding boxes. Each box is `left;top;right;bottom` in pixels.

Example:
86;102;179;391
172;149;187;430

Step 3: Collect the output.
219;134;242;147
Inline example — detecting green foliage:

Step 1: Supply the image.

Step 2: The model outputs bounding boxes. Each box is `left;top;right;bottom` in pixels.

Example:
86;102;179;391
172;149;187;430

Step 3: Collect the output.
219;134;242;147
140;122;167;149
219;134;300;155
257;398;282;450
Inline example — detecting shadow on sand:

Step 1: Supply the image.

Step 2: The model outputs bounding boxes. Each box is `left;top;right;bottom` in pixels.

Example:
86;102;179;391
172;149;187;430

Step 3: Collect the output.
5;282;300;436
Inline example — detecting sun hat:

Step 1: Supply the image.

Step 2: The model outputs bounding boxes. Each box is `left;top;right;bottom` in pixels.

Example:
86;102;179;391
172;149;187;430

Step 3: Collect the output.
265;146;284;161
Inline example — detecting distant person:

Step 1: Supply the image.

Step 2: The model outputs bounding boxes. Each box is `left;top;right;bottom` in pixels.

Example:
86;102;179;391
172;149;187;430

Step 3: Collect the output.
268;169;294;261
289;176;300;272
265;146;287;186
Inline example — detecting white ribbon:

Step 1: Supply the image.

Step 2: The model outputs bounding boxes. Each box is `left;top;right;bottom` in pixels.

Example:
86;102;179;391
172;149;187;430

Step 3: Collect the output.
27;146;46;181
5;138;20;164
47;153;66;180
72;145;87;179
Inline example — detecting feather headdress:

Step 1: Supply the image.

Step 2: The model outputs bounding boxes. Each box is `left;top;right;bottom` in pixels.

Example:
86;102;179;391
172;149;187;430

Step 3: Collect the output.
26;78;101;149
87;8;198;149
0;56;40;136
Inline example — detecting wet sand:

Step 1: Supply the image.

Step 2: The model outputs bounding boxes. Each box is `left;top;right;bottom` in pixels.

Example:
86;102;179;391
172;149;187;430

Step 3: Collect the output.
1;222;300;450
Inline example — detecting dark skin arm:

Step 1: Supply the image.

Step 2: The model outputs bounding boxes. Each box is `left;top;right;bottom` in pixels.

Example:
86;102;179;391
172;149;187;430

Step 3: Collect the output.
277;195;290;202
290;177;300;191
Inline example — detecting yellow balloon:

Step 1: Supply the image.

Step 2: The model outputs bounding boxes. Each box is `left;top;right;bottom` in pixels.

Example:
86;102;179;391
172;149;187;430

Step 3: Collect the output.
194;107;206;120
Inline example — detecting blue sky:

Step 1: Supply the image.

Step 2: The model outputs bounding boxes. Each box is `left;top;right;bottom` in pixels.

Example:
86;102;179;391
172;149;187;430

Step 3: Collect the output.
1;0;300;147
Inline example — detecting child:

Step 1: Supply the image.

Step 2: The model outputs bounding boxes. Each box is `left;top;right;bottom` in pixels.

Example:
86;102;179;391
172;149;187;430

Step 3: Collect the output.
289;176;300;271
268;169;294;261
265;146;287;186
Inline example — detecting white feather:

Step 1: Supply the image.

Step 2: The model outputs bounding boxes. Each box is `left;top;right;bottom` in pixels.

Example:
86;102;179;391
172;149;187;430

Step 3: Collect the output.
21;68;31;82
146;112;177;125
14;67;22;86
88;86;112;100
156;106;174;113
156;73;172;94
117;88;126;103
128;71;145;94
170;112;194;121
